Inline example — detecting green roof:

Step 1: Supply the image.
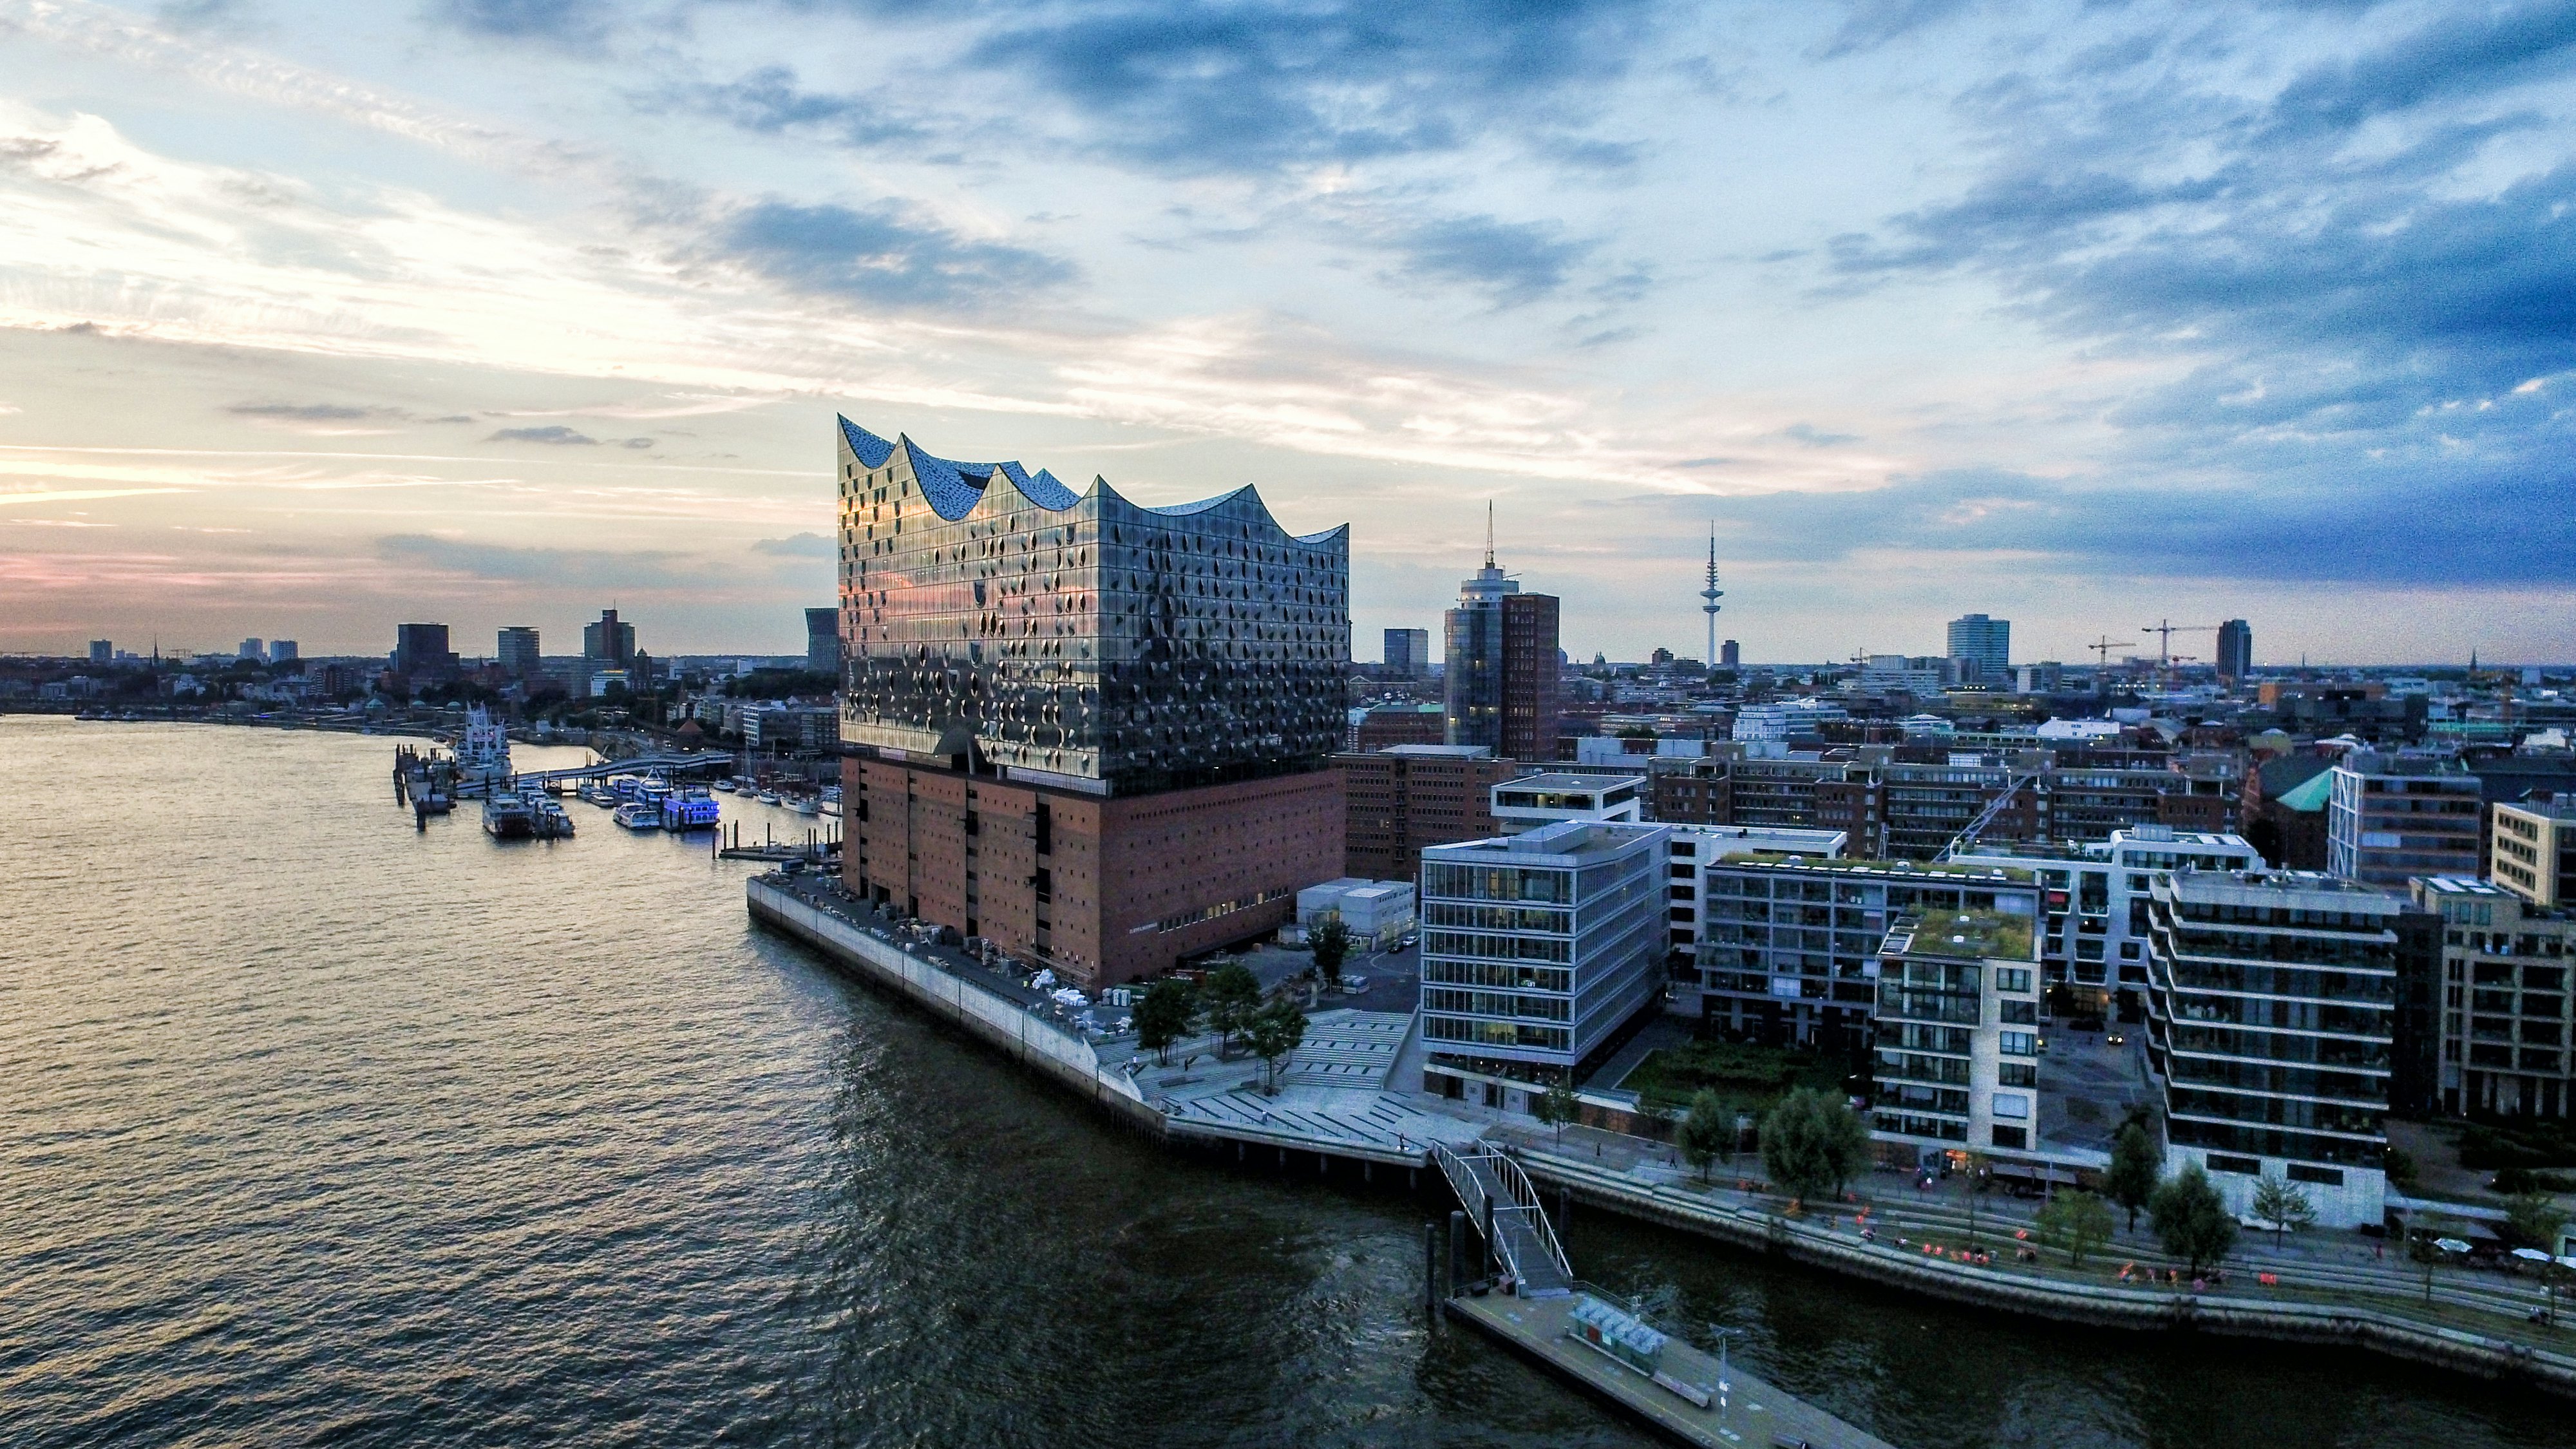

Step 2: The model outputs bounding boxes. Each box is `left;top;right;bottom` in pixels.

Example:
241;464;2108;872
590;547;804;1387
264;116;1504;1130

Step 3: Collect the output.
2276;770;2334;813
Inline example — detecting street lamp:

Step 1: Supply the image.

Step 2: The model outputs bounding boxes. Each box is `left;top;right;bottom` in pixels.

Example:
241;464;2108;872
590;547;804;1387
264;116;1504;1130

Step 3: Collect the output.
1708;1325;1746;1425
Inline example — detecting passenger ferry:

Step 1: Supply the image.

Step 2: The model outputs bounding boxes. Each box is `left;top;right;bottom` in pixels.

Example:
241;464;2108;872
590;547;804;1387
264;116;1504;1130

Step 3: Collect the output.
612;800;663;831
660;788;721;831
528;790;576;839
482;792;536;840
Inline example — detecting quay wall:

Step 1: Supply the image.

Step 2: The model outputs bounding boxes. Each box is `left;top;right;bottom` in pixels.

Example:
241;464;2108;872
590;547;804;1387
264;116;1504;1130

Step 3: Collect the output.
748;878;1162;1136
1513;1150;2576;1397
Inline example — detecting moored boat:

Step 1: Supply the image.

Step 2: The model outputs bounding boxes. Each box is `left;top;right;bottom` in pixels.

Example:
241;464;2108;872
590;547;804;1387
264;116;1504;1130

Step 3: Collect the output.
482;792;536;840
612;800;663;831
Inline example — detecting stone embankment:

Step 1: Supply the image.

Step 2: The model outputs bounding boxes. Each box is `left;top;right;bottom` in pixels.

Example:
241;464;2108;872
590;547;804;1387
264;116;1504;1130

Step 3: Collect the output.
1508;1144;2576;1397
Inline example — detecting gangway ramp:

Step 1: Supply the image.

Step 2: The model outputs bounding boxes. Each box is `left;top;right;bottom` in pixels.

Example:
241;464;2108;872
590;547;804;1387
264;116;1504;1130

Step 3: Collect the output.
1434;1143;1572;1298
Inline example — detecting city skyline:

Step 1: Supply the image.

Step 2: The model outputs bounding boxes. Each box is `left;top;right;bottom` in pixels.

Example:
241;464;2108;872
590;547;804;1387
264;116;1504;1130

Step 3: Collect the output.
1;2;2571;663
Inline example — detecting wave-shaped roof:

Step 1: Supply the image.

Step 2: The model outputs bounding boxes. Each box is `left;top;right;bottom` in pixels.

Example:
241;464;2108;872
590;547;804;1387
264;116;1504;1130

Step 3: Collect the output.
837;416;1345;545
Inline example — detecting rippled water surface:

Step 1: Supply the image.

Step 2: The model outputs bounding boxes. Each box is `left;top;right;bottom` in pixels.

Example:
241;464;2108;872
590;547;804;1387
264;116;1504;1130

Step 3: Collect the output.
1;719;2566;1448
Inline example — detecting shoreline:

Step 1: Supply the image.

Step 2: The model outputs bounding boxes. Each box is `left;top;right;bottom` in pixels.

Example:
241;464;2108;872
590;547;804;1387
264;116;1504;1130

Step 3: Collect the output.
744;870;2576;1405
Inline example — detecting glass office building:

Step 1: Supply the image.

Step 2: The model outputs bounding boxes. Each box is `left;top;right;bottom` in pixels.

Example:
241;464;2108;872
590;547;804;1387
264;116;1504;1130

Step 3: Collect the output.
1418;820;1669;1099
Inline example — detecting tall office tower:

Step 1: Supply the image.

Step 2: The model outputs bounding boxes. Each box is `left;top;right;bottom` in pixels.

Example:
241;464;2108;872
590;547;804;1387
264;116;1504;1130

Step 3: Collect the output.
1383;627;1430;677
835;419;1349;986
2216;619;2253;683
1700;526;1723;668
393;623;456;679
1946;613;2011;683
239;638;263;660
583;609;635;668
1720;639;1739;668
806;607;841;679
1443;515;1560;759
89;640;111;664
497;627;540;677
267;640;298;664
2145;870;2434;1228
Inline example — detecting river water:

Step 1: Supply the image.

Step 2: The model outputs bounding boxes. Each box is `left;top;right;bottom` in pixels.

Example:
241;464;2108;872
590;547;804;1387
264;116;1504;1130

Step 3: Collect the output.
0;718;2562;1448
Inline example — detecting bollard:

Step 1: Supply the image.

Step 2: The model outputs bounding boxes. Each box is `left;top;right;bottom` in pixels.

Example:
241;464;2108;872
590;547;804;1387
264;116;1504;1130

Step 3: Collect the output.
1423;1222;1439;1312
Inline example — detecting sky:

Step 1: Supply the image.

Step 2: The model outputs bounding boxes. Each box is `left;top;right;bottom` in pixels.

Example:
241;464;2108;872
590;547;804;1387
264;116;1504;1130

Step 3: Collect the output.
0;0;2571;666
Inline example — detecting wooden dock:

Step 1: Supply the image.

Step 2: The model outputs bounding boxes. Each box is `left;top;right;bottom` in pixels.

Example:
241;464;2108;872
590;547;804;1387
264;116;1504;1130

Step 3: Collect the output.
1445;1292;1897;1449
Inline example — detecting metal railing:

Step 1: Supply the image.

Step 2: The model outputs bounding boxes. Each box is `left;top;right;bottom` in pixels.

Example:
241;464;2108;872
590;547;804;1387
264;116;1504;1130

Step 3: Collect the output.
1434;1142;1574;1294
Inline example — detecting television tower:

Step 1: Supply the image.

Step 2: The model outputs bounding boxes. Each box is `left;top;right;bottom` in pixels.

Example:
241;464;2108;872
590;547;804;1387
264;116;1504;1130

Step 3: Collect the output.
1700;524;1723;666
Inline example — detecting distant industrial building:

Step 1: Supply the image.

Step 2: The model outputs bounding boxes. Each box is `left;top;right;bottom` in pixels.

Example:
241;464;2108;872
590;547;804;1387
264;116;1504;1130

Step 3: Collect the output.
497;626;540;677
2216;619;2253;683
1383;627;1430;677
834;419;1347;986
1946;614;2010;683
1443;533;1559;761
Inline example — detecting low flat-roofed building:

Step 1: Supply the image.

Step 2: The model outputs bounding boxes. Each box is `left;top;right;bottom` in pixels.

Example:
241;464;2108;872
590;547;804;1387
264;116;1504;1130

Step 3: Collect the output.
1696;855;2041;1058
1492;772;1645;834
1419;819;1670;1105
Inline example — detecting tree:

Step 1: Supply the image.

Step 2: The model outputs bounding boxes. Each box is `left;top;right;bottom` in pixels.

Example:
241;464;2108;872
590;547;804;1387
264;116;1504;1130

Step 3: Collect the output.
1759;1087;1870;1205
1200;963;1261;1056
1243;997;1308;1094
2506;1190;2571;1253
2035;1189;2116;1267
1533;1075;1581;1149
1134;978;1197;1065
2106;1121;2161;1232
1679;1090;1732;1182
1310;911;1352;989
2148;1164;2238;1274
2251;1173;2316;1243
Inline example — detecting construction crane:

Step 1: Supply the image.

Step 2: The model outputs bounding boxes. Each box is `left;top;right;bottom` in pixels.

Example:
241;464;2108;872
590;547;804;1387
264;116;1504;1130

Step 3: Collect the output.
2139;619;2217;667
2085;636;2136;666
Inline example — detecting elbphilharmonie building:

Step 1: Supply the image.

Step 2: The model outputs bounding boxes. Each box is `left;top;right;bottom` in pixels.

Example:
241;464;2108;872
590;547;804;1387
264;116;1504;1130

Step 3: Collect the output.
834;419;1350;984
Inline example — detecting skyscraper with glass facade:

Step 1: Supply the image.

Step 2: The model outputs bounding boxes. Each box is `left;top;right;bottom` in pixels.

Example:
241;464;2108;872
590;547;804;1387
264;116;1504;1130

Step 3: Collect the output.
1946;613;2010;683
835;419;1350;985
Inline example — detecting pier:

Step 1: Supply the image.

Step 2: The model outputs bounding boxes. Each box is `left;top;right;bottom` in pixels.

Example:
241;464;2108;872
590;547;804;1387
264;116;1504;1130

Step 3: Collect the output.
1444;1290;1895;1449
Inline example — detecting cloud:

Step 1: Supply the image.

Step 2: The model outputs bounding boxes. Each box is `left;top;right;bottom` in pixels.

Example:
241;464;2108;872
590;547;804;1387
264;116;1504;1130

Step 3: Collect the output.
719;199;1075;310
375;533;721;588
638;66;921;147
964;0;1652;173
1814;0;1971;61
2259;0;2576;143
750;531;834;558
231;402;377;422
489;424;597;444
1783;424;1859;447
1392;215;1593;306
437;0;607;44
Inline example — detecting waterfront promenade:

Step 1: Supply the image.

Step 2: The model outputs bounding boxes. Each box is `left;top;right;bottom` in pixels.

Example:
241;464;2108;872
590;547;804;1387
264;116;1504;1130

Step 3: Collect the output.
746;866;2576;1406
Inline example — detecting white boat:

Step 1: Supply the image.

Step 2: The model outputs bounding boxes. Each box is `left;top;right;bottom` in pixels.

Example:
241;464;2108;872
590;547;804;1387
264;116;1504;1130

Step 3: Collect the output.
456;705;512;786
755;790;779;805
788;794;821;817
612;801;663;831
712;778;737;793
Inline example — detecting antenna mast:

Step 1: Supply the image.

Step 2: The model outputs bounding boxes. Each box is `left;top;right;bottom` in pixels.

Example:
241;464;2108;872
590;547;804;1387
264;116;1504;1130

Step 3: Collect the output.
1700;524;1723;667
1484;500;1495;570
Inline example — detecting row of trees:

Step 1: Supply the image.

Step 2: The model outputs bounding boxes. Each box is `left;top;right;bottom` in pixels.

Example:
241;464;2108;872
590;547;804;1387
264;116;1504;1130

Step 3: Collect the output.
1132;963;1309;1092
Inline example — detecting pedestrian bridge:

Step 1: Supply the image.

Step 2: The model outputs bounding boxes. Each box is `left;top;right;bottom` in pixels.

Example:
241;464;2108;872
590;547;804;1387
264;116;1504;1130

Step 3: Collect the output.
459;752;738;795
1434;1142;1573;1297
